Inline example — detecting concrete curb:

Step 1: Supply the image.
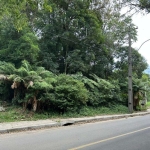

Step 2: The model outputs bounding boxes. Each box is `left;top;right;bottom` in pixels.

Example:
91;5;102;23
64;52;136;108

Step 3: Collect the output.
0;111;150;134
0;121;60;134
72;111;150;124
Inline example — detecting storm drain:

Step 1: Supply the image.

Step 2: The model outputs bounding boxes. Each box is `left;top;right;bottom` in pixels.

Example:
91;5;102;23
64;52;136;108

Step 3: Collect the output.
63;123;74;126
61;120;75;126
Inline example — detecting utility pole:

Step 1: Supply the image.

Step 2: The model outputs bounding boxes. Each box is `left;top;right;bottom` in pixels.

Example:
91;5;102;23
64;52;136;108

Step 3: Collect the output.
128;27;133;113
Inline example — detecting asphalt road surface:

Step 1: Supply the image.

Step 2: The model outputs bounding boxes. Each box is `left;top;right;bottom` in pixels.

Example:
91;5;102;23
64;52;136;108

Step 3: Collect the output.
0;115;150;150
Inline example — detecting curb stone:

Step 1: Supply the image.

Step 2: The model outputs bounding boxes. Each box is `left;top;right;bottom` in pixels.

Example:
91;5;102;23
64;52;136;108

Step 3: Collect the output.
67;111;150;124
0;110;150;134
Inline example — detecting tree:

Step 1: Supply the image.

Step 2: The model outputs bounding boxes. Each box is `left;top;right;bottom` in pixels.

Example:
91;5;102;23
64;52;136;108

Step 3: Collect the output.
0;18;40;67
0;60;88;112
37;0;105;76
141;73;150;102
0;61;16;102
139;0;150;12
114;46;148;79
122;0;150;13
132;77;148;110
0;0;52;30
0;60;55;111
89;0;138;78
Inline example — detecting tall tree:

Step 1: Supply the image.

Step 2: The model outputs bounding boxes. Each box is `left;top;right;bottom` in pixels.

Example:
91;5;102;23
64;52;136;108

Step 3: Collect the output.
122;0;150;13
0;18;40;67
90;0;137;78
114;46;148;79
37;0;105;76
0;0;52;30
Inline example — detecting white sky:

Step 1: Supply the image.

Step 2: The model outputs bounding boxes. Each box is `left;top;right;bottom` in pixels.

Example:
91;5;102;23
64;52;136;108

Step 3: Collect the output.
132;13;150;65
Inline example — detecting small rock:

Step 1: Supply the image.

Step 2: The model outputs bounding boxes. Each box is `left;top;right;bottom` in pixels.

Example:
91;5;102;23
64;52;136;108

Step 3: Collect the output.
0;106;5;112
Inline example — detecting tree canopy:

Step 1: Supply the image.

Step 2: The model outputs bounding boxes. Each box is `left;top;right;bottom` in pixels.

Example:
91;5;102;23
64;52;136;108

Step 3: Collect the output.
122;0;150;13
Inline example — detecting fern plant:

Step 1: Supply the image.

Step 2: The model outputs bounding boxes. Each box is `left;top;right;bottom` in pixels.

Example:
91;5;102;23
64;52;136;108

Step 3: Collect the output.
132;78;147;110
0;60;56;111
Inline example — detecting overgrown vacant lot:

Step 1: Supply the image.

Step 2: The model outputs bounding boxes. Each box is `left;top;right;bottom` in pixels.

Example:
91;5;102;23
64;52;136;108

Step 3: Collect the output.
0;1;150;123
0;105;129;123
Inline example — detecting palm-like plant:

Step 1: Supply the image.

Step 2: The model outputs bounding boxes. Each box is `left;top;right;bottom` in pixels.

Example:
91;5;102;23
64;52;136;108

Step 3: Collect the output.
0;61;16;75
0;60;55;111
132;78;147;110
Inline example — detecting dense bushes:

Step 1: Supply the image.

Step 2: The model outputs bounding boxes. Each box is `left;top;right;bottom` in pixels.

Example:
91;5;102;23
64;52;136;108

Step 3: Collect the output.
72;73;123;107
43;74;88;112
0;60;128;112
0;61;88;112
1;60;148;113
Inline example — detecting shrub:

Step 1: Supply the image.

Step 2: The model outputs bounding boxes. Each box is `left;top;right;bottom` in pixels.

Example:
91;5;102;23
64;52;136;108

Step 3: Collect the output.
72;73;123;107
44;74;88;112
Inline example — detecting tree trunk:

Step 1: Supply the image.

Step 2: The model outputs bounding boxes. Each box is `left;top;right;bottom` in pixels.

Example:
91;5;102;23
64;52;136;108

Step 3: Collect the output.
64;45;68;74
33;96;37;112
23;102;27;110
14;89;17;98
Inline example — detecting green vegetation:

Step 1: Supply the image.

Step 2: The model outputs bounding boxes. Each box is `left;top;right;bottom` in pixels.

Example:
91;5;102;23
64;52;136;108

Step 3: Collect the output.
0;105;128;123
0;0;150;122
124;0;150;13
147;101;150;108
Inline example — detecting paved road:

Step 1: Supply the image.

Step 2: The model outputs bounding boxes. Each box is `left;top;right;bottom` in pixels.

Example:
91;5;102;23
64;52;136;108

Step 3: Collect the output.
0;115;150;150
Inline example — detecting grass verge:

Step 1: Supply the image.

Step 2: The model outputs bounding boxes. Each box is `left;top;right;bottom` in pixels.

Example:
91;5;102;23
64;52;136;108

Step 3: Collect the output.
0;105;129;123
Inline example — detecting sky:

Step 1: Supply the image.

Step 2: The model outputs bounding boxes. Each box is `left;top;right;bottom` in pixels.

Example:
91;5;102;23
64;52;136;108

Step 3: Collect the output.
132;13;150;66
